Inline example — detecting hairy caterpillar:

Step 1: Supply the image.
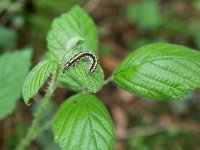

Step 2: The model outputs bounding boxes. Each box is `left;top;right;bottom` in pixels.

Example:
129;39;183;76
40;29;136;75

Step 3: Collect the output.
63;51;98;75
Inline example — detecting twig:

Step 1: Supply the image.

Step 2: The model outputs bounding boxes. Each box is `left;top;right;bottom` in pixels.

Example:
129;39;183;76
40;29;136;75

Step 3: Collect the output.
103;75;113;86
15;68;60;150
116;121;200;140
84;0;102;13
116;124;164;140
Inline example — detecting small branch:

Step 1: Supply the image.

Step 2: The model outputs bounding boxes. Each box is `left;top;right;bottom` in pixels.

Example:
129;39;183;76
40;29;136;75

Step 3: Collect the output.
103;76;113;86
15;68;60;150
84;0;102;13
116;121;200;140
116;124;164;140
34;120;52;138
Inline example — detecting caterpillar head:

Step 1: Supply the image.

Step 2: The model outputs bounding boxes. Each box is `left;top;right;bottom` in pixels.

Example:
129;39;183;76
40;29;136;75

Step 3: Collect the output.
63;62;70;73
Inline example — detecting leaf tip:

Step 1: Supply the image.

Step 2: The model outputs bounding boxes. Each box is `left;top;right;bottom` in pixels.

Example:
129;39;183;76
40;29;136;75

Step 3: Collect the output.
26;102;31;106
24;98;31;106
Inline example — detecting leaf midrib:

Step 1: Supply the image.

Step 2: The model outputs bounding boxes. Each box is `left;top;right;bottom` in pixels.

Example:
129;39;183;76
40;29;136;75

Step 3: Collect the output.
115;56;200;76
87;103;99;150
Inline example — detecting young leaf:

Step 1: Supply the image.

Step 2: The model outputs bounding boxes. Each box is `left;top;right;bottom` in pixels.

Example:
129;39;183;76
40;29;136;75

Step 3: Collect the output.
0;49;32;119
113;43;200;100
53;93;115;150
47;5;103;93
47;5;98;60
22;60;58;105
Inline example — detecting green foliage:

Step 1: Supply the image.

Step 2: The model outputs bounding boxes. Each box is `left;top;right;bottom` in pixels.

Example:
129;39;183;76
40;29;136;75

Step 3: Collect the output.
53;93;115;150
0;0;23;13
193;25;200;48
29;0;88;55
36;131;59;150
32;99;57;121
65;36;85;50
60;64;104;93
127;131;199;150
58;74;82;91
5;2;200;150
113;43;200;100
33;0;88;13
126;0;161;29
193;0;200;11
22;60;58;105
0;49;32;119
47;6;104;92
0;26;17;50
47;5;98;59
99;44;113;56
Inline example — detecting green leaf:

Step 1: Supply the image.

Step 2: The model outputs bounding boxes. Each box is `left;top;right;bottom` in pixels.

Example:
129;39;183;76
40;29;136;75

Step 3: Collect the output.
126;1;161;28
22;60;58;105
47;6;103;92
0;26;17;50
47;5;98;60
66;36;85;51
59;52;104;93
58;73;82;91
53;93;115;150
113;43;200;100
60;66;104;93
0;49;32;119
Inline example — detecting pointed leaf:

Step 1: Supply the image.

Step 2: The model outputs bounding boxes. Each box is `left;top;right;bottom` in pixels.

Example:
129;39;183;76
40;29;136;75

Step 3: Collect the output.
53;93;115;150
47;5;102;92
0;49;32;119
22;60;58;104
47;5;98;60
113;43;200;100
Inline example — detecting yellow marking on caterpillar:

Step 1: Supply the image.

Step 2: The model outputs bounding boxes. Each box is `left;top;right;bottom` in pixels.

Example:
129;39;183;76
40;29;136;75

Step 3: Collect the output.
63;51;98;75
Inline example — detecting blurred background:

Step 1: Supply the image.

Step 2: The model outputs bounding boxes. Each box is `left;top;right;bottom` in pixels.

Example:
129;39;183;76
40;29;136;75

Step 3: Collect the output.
1;0;200;149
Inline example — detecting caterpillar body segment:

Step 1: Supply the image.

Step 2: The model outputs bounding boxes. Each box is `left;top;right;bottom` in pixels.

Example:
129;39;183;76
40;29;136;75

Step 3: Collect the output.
63;51;98;75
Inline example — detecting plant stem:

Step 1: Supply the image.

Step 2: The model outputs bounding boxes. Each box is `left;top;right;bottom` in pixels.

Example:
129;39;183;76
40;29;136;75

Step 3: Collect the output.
34;119;52;139
103;76;113;86
15;68;60;150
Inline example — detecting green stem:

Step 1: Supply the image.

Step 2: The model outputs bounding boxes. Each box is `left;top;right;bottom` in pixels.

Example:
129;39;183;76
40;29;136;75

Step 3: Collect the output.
34;120;52;139
103;76;113;86
15;68;60;150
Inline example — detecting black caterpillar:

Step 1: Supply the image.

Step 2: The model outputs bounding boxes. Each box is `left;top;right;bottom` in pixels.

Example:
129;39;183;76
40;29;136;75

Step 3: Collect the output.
63;51;98;75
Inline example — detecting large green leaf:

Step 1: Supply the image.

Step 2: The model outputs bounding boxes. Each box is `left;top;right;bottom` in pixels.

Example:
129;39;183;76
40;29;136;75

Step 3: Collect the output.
22;60;58;105
53;93;115;150
113;43;200;100
47;5;98;60
47;5;103;93
0;49;32;119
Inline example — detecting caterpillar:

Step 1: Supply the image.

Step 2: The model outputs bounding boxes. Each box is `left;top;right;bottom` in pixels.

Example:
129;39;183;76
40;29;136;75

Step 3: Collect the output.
63;51;98;75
